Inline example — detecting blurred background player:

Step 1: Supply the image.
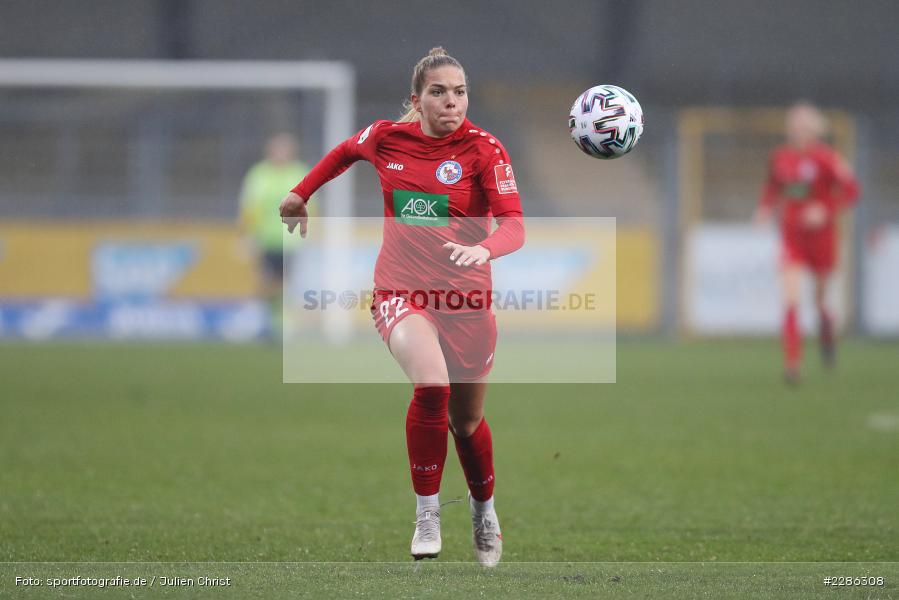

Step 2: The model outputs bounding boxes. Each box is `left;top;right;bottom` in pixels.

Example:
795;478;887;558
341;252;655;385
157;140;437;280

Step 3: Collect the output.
755;102;860;384
239;133;310;336
280;47;525;565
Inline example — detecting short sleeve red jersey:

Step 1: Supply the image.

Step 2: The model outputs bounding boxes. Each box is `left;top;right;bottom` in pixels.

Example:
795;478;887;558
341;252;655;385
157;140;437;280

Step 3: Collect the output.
292;118;524;309
759;142;859;238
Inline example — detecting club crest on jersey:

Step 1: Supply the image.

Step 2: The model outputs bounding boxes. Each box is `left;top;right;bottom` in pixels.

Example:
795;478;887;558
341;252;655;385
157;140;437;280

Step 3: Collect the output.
798;159;817;181
436;160;463;185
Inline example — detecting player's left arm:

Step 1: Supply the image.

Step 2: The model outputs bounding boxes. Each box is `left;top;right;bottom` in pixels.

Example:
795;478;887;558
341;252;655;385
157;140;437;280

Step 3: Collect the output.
829;151;860;208
443;139;525;267
238;165;261;229
755;153;780;225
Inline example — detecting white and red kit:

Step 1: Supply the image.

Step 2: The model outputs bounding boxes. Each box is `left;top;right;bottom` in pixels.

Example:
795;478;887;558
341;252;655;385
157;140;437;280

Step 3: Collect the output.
292;118;524;381
759;142;859;274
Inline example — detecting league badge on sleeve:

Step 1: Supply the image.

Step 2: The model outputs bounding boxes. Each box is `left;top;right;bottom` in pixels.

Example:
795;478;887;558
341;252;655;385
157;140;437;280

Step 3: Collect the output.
494;163;517;194
436;160;463;185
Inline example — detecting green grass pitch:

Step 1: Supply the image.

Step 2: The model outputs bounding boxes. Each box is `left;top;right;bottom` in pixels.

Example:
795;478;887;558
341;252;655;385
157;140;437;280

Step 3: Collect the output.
1;339;897;598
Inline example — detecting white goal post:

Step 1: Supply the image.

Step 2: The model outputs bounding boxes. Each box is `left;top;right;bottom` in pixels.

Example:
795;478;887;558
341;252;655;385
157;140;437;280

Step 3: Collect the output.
0;59;356;343
0;58;355;215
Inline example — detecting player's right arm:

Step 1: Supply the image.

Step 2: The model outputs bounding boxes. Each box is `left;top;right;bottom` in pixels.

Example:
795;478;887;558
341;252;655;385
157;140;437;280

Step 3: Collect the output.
280;121;388;234
755;151;781;225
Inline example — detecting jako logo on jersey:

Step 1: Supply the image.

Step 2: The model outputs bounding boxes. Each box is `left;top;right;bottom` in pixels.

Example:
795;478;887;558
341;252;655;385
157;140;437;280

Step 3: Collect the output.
436;160;463;184
357;123;374;144
386;162;404;171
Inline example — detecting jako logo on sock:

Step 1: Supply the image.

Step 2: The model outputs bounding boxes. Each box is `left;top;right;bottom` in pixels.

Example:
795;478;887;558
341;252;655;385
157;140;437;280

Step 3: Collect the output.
469;474;495;486
413;464;439;472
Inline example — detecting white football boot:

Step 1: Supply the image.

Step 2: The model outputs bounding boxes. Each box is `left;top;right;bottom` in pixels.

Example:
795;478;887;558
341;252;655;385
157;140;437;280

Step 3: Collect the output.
469;494;502;567
410;507;441;560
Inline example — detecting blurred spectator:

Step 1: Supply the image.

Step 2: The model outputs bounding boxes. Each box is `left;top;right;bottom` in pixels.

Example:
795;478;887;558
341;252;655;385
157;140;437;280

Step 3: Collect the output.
239;133;310;333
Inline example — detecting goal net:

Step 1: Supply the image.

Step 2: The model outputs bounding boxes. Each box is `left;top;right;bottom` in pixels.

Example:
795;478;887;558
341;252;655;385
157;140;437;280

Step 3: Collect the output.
0;59;355;343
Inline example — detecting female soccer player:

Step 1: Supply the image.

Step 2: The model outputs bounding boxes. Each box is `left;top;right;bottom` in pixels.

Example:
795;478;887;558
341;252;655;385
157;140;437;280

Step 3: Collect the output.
755;102;859;384
279;48;524;565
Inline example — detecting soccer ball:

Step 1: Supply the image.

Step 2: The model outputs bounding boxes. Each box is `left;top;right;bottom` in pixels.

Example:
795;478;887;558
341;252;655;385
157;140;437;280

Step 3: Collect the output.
569;85;644;159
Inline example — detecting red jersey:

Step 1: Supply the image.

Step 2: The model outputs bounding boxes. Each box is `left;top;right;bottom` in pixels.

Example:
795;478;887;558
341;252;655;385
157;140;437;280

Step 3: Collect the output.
759;142;859;239
292;118;524;312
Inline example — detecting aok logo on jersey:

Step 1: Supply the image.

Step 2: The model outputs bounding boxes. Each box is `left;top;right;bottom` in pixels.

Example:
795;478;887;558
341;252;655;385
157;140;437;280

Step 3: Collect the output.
393;190;449;227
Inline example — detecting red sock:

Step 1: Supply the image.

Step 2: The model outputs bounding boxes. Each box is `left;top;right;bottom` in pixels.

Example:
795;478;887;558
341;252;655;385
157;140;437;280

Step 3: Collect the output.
820;308;834;349
405;385;450;496
783;305;801;371
452;418;495;502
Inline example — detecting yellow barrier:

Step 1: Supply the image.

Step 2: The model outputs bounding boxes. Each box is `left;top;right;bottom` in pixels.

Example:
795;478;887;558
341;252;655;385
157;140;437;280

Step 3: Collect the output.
1;220;659;330
0;221;256;298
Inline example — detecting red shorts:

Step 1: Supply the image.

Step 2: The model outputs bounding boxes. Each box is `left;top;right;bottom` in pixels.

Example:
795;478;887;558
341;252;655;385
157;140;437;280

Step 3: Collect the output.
371;290;497;382
781;232;836;274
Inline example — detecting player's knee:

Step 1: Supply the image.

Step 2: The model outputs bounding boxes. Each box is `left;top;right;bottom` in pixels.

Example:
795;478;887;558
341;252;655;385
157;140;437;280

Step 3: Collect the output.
411;367;450;387
449;415;481;438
